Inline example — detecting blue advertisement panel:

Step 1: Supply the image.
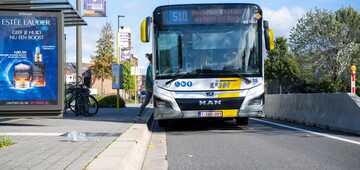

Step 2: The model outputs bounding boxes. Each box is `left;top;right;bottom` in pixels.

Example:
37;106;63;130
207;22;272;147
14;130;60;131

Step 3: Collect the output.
84;0;106;17
112;64;123;89
121;50;131;62
0;11;60;106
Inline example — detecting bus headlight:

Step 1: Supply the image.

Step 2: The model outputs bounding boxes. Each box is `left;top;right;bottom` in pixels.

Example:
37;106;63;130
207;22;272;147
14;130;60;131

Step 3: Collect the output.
156;101;166;108
247;94;264;106
248;99;263;106
155;97;173;109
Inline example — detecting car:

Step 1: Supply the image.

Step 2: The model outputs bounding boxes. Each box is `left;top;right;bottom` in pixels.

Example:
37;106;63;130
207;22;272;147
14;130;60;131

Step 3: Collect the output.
138;90;147;103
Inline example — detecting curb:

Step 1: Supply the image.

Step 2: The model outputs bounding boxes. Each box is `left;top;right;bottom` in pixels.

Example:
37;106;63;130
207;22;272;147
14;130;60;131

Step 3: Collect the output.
86;109;154;170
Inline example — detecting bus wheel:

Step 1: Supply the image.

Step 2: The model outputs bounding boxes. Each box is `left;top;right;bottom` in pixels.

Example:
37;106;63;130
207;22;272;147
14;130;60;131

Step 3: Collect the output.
236;117;249;126
158;120;169;127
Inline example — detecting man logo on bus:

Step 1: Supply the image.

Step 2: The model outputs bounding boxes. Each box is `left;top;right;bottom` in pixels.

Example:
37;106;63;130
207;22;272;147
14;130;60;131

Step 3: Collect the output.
199;100;221;106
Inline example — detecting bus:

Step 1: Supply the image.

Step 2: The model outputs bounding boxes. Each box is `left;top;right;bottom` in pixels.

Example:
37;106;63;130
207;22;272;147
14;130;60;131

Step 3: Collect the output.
140;3;274;127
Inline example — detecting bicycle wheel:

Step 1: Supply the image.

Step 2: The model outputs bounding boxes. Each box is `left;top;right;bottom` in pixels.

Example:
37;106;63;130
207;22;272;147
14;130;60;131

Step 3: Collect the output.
76;94;99;117
65;91;78;115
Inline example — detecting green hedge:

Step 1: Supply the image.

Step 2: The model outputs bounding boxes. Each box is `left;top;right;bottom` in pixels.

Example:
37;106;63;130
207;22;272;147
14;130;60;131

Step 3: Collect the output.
96;95;126;108
125;99;135;104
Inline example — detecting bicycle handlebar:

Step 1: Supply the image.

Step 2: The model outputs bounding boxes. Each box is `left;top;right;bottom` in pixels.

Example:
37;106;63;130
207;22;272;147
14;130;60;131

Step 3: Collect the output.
75;76;83;85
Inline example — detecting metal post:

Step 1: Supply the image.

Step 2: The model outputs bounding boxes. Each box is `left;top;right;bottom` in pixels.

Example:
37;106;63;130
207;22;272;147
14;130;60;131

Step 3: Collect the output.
76;0;82;83
116;15;125;113
134;66;137;104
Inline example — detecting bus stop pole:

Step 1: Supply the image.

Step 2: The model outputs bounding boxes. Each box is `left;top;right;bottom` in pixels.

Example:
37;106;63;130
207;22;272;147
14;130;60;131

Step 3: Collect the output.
116;17;120;113
117;15;125;113
134;66;137;104
116;33;119;113
76;0;82;83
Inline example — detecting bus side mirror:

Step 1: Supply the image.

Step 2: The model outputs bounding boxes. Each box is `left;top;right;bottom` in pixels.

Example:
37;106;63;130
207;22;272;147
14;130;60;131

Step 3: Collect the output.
263;20;274;50
140;16;152;43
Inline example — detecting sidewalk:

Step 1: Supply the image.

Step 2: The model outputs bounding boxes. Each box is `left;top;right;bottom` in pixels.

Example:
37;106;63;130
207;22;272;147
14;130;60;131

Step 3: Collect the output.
0;104;153;170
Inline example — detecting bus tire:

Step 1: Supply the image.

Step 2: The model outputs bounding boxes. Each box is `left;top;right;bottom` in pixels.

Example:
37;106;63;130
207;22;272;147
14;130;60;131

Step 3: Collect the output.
158;120;169;127
236;117;249;126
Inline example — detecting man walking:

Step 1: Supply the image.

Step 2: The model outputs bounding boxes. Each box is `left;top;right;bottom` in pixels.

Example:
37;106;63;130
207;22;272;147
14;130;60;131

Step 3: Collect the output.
136;53;153;121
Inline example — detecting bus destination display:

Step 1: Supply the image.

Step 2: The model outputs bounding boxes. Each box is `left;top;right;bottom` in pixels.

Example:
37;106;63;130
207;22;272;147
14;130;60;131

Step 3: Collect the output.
165;7;260;25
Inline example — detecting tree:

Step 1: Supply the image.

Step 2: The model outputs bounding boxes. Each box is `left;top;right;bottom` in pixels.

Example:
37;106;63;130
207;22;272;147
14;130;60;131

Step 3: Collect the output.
265;37;300;94
121;61;135;98
289;7;360;93
91;22;115;95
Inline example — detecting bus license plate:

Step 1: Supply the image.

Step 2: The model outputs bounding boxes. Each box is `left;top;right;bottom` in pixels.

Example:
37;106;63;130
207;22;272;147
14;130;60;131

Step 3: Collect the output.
198;111;222;117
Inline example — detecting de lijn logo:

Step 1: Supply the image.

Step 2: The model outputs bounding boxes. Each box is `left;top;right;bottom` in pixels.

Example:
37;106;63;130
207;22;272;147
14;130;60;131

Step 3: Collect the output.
175;81;193;87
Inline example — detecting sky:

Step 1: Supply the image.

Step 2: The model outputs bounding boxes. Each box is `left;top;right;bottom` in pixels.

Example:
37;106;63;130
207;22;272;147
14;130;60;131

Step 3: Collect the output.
65;0;360;75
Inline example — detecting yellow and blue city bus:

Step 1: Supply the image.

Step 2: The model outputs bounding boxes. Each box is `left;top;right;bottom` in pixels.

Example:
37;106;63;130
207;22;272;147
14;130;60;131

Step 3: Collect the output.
141;3;274;127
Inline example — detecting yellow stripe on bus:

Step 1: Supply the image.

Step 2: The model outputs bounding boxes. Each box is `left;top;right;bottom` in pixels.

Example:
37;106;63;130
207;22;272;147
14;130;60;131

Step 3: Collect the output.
221;109;238;117
218;92;240;98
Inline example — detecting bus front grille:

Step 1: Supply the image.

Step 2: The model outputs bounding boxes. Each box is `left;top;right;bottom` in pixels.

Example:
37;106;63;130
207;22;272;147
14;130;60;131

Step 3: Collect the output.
175;98;244;111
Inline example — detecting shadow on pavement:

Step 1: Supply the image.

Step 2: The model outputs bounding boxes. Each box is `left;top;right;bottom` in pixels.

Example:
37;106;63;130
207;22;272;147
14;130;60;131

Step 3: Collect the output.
0;123;45;127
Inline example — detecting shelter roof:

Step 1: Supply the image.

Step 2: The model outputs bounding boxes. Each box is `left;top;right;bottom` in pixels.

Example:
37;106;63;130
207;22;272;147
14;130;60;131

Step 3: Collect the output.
0;0;86;26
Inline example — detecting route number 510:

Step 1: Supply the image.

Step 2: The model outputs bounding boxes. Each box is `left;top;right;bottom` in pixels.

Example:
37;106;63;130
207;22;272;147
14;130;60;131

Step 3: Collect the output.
172;11;188;22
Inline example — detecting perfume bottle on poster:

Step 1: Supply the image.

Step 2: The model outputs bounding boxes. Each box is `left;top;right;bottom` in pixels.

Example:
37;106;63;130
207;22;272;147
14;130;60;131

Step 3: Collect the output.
32;47;46;86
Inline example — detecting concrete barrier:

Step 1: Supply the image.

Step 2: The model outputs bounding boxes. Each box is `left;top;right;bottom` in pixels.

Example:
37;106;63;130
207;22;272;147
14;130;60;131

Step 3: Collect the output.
264;94;281;119
265;93;360;135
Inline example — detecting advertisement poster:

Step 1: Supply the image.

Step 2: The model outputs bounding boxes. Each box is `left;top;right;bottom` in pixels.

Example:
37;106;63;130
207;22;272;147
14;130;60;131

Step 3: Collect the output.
0;11;59;106
121;50;131;62
83;0;106;17
118;32;129;48
112;64;123;89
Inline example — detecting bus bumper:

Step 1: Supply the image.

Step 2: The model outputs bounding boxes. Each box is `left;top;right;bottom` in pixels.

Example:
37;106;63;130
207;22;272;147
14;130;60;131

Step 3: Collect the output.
154;106;264;120
154;107;183;120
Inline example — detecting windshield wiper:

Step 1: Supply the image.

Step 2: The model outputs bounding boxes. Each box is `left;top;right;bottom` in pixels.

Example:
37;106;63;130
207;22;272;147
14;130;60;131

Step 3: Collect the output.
165;71;191;85
198;69;252;84
229;71;252;84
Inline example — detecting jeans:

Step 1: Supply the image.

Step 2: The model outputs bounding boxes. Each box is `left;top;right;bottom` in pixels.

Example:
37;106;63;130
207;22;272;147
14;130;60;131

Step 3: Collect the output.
137;90;153;116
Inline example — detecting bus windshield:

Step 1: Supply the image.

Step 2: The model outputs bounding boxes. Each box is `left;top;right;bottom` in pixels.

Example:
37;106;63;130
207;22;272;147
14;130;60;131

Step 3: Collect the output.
155;25;260;79
154;4;263;79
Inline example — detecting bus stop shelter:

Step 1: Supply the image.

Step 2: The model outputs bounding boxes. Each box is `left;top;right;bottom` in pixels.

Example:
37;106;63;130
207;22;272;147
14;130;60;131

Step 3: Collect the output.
0;0;87;116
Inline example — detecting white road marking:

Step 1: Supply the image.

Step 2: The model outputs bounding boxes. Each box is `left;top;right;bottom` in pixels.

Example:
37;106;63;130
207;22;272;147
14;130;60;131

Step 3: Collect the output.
0;132;64;136
251;118;360;146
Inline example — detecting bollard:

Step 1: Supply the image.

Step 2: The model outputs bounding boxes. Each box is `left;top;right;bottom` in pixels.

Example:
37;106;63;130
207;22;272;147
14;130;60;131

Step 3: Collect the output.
351;65;356;94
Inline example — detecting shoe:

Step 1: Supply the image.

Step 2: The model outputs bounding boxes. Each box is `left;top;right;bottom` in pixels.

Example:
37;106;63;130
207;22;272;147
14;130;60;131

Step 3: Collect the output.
135;116;146;122
135;115;141;121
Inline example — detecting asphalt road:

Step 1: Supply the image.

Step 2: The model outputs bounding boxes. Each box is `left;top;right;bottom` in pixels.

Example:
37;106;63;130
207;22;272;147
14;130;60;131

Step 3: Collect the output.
144;118;360;170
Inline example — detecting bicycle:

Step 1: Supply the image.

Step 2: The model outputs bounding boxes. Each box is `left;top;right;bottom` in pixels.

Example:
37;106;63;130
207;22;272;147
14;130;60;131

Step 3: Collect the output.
65;77;99;117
